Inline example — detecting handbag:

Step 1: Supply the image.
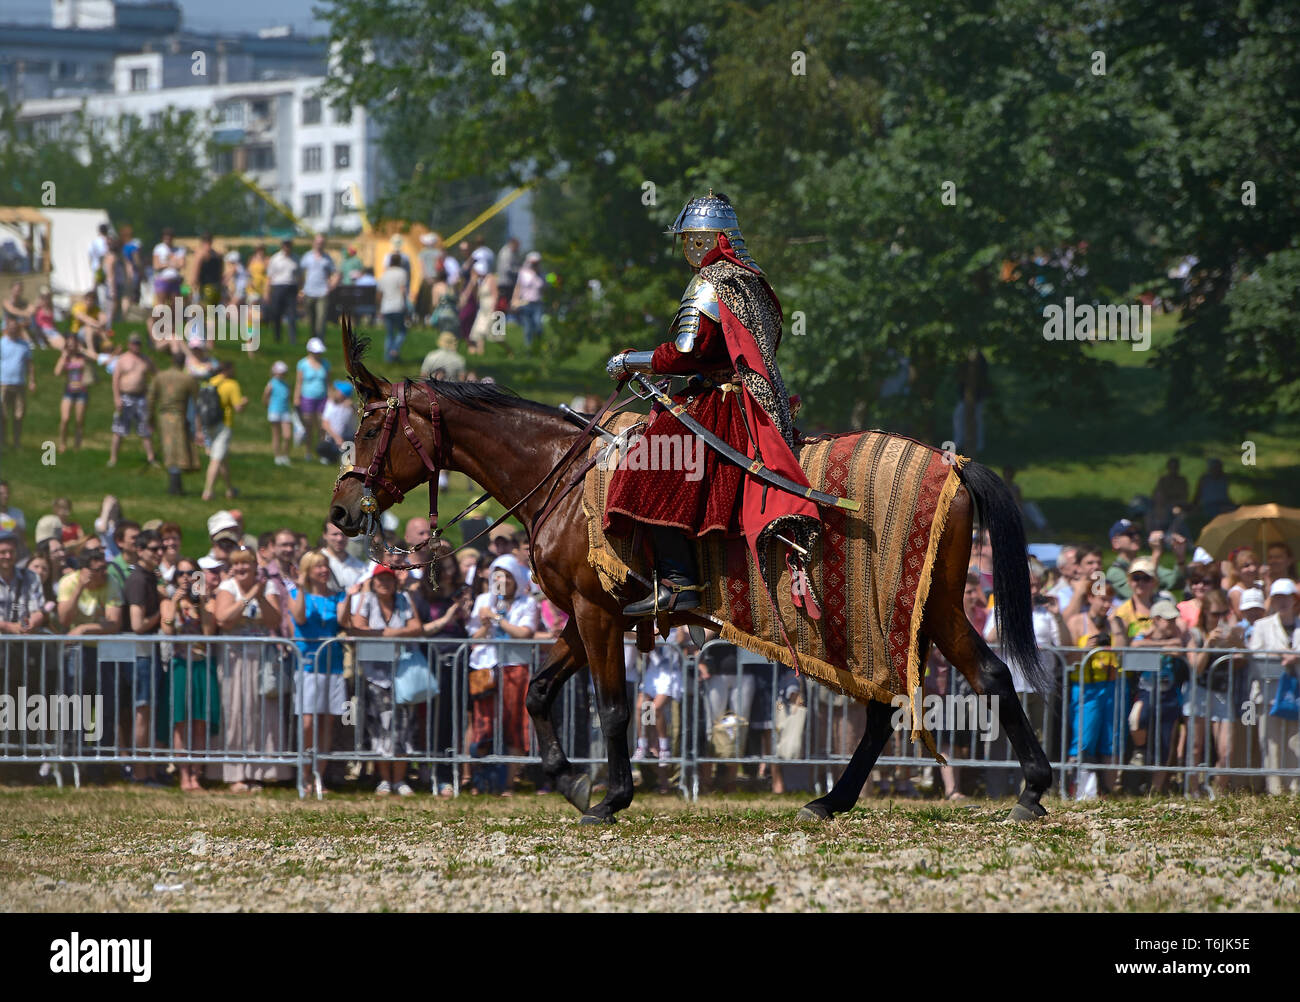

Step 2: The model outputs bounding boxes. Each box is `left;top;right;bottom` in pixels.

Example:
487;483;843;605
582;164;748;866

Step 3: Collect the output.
468;667;497;700
259;654;286;698
773;700;807;761
395;650;439;705
710;712;748;758
1269;672;1300;721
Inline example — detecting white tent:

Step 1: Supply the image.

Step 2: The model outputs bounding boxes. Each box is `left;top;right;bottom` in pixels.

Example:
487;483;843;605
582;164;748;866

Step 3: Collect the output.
42;208;112;307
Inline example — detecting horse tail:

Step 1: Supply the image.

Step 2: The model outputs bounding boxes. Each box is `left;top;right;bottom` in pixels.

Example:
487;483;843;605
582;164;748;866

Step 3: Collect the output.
958;460;1050;694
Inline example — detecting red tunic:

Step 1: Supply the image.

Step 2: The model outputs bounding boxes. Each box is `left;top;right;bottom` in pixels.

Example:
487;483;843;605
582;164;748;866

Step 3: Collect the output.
604;312;748;538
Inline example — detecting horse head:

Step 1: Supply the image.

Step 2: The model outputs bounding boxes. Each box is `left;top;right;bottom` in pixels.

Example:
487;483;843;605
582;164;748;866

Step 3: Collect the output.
329;315;443;538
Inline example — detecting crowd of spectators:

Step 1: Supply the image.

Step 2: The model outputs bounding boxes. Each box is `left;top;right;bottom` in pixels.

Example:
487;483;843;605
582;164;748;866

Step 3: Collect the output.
1;458;1296;801
939;506;1300;801
0;489;572;796
0;222;549;484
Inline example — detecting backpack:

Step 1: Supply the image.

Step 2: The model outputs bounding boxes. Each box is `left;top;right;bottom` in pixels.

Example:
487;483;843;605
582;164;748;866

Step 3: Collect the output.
196;382;224;428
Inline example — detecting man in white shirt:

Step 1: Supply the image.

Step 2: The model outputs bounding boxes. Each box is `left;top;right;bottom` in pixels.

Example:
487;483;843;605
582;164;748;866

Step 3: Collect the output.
299;235;338;341
152;227;185;303
321;380;358;460
1246;579;1300;794
267;239;300;345
89;224;110;297
321;520;366;591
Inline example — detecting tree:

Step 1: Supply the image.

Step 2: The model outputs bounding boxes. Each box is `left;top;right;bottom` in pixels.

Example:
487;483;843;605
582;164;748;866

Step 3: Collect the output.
319;0;1300;434
0;98;281;243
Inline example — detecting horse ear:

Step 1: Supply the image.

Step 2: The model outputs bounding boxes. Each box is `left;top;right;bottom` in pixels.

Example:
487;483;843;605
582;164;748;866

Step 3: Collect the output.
340;314;382;399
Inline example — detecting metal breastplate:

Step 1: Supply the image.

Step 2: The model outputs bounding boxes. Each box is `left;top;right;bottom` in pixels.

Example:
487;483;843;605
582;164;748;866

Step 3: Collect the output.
671;274;720;352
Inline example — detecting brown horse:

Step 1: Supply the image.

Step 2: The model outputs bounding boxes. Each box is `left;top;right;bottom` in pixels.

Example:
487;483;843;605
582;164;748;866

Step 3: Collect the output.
328;320;1053;823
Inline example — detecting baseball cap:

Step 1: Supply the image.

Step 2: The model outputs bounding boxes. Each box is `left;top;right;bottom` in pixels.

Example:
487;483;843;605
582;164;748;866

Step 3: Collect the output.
420;233;436;246
471;246;493;262
1151;600;1180;620
197;555;225;570
473;259;489;276
34;514;63;545
1108;518;1140;539
371;564;397;579
1128;557;1158;578
1240;588;1267;611
1191;546;1215;566
271;360;289;375
207;510;240;541
333;380;353;396
141;519;163;532
225;250;241;263
1268;578;1297;597
306;337;326;354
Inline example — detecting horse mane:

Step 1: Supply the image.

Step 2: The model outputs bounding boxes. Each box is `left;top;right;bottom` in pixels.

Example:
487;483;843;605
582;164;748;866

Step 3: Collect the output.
422;377;566;418
349;328;566;418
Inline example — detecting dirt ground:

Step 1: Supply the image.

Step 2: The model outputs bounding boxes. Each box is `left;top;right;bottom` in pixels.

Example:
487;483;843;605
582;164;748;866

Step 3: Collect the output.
1;788;1297;912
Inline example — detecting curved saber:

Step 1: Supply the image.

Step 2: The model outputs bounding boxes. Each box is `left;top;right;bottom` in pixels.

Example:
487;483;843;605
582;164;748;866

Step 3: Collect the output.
629;375;861;512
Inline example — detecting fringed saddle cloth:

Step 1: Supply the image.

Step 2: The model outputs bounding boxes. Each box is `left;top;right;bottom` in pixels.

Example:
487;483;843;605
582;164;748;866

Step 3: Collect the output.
583;417;967;751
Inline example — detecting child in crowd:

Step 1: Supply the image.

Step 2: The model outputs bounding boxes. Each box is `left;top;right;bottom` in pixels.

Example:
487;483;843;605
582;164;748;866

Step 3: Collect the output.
264;360;293;466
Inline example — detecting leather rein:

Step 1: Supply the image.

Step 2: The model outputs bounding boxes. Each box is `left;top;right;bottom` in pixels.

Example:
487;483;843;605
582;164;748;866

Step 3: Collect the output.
335;379;624;569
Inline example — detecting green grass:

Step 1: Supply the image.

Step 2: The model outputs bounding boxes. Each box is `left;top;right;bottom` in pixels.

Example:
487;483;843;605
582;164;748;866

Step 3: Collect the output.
985;310;1300;541
3;307;1295;551
2;317;611;548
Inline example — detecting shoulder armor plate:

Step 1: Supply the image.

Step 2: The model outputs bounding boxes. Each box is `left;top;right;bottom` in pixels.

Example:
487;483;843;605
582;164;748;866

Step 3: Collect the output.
671;276;719;351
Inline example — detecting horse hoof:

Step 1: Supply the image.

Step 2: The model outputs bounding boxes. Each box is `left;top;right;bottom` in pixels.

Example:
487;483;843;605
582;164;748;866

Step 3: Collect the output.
565;774;592;814
1005;803;1043;823
797;803;831;822
579;812;615;826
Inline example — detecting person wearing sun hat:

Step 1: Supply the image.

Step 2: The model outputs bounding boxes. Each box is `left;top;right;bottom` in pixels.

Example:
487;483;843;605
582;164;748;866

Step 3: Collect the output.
294;336;331;463
1124;597;1191;791
1246;578;1300;793
264;359;293;466
205;509;243;564
351;562;423;795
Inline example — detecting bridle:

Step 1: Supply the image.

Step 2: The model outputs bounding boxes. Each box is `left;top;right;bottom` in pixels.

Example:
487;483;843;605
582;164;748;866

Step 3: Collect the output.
334;377;625;569
334;379;463;567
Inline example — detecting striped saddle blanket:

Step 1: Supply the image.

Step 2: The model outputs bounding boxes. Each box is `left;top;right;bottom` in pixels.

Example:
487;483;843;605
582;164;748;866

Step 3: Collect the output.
583;417;966;738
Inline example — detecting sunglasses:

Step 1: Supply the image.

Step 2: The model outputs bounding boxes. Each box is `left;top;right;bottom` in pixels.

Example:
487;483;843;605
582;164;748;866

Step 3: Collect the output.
144;544;164;553
1129;573;1152;583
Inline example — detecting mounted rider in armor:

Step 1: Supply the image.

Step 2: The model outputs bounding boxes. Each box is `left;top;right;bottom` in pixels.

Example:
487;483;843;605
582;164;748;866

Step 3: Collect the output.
604;191;821;618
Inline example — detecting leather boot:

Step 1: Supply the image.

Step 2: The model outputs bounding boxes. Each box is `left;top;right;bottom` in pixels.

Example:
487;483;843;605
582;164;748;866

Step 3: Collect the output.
167;469;184;495
623;527;701;617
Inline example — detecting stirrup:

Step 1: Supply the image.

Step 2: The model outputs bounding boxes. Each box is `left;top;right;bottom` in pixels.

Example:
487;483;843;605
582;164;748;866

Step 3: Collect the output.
622;571;702;618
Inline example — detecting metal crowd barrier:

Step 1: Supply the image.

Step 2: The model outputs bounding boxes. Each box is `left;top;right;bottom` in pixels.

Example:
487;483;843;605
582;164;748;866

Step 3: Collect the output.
4;634;1298;800
0;634;303;789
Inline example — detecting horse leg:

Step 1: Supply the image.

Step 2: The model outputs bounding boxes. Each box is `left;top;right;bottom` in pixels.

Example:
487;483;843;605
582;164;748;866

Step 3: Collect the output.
524;623;591;814
572;598;633;824
933;618;1053;822
797;699;896;821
